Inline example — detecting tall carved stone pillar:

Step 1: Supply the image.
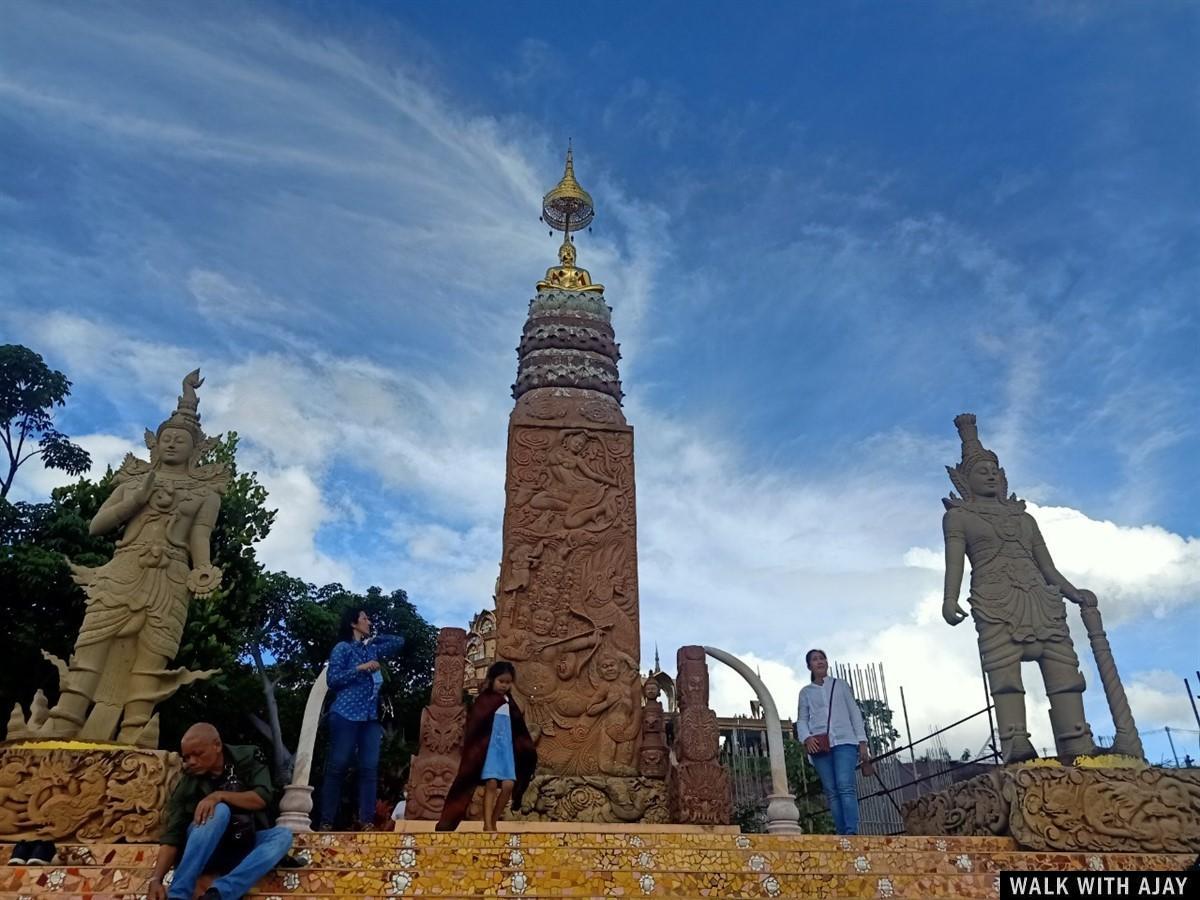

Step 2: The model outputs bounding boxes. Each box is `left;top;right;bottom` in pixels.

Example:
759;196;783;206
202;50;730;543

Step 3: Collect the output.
495;151;641;786
669;645;732;825
405;628;467;821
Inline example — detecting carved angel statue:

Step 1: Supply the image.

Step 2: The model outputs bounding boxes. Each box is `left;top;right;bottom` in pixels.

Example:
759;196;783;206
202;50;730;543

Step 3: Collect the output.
7;371;228;748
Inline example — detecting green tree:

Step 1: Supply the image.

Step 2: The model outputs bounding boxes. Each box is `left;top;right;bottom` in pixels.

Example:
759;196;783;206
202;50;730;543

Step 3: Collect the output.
0;429;438;806
856;698;902;758
0;476;116;711
0;345;91;500
265;581;438;798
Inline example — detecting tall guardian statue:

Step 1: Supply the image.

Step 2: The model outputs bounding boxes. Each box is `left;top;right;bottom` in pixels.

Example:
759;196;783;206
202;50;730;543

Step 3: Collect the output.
941;414;1099;763
8;371;227;747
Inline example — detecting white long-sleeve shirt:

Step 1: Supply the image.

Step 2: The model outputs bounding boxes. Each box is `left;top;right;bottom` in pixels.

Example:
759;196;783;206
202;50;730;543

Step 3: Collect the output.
795;677;868;748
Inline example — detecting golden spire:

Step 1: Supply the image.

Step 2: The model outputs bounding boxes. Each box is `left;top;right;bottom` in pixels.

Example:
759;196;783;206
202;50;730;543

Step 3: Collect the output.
537;142;604;293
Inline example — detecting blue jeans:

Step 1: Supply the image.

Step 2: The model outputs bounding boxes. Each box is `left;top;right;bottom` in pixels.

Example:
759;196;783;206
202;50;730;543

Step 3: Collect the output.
810;743;860;835
318;711;382;826
167;802;292;900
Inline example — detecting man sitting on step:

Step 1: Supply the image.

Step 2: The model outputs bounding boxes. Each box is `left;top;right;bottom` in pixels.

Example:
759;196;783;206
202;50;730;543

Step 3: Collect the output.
149;723;293;900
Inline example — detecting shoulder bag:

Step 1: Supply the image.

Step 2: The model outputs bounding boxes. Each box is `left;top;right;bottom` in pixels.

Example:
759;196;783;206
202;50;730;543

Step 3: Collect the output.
809;678;836;754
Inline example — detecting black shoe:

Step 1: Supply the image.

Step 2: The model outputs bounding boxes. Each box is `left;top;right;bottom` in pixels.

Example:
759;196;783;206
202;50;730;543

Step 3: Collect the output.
199;889;222;900
6;841;31;865
278;853;306;869
25;842;57;865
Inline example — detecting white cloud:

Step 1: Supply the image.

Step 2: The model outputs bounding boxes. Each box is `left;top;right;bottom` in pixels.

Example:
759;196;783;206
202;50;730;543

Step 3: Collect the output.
1124;670;1199;734
1025;504;1200;620
250;462;351;586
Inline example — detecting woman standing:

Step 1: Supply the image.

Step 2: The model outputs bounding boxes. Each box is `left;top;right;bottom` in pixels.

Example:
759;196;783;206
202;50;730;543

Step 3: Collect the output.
318;607;405;830
795;648;872;836
437;661;537;832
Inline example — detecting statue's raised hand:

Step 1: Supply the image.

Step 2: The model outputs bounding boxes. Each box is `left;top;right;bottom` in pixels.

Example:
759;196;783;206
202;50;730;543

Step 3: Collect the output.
942;599;968;626
134;471;157;505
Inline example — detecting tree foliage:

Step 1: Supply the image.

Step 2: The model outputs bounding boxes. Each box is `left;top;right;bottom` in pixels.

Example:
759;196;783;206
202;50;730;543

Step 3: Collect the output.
856;697;902;758
0;345;91;500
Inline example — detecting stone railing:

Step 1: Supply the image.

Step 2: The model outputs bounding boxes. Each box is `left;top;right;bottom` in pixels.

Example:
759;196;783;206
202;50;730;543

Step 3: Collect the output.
276;664;329;832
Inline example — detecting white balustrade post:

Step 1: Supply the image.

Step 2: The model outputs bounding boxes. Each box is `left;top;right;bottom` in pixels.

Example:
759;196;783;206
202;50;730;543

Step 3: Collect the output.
276;664;329;833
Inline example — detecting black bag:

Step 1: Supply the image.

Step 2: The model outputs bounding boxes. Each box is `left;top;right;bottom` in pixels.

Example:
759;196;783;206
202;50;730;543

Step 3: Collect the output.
213;765;256;865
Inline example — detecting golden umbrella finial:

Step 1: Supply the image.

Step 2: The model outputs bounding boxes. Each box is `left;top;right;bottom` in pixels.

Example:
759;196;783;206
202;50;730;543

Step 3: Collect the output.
536;142;603;293
541;140;595;234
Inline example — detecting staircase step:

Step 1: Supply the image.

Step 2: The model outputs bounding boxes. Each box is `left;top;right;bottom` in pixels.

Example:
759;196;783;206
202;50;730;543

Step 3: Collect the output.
1;833;1190;899
0;869;1011;898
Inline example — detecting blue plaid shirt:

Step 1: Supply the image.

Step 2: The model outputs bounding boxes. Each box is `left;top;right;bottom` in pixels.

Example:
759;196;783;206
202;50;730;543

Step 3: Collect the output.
326;634;405;722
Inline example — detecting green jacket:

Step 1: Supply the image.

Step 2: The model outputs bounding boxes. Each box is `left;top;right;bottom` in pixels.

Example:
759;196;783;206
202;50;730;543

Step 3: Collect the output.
161;744;274;848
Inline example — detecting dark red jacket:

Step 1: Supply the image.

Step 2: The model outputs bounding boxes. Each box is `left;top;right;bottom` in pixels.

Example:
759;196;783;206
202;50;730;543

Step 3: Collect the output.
435;690;537;831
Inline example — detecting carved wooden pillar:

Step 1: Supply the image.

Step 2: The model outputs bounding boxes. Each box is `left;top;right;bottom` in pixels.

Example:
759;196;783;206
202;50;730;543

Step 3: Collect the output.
405;628;467;820
669;645;732;824
639;679;669;779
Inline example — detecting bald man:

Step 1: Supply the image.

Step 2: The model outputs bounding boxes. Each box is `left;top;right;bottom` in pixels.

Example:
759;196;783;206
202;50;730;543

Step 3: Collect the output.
148;723;293;900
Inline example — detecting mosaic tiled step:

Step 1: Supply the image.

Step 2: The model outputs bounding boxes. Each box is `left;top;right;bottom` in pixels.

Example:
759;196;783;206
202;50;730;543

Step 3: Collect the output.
0;869;1077;899
0;833;1192;899
0;832;1024;863
6;845;1186;877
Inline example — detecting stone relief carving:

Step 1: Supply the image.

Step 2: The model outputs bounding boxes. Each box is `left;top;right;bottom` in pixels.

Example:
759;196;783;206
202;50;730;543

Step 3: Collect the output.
6;371;227;748
903;764;1200;853
668;646;732;825
902;770;1009;838
0;747;181;842
1009;766;1200;853
405;628;468;820
496;412;642;779
513;775;668;824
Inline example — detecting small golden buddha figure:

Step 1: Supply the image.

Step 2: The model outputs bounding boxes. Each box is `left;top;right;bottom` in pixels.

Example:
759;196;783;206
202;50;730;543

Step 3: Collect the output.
536;238;605;293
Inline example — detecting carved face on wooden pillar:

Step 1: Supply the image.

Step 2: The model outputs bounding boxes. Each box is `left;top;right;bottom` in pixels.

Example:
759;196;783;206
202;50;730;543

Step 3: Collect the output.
677;646;709;708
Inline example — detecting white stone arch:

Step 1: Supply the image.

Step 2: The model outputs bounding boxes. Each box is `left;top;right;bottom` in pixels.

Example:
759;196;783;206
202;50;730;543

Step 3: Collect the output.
703;646;801;834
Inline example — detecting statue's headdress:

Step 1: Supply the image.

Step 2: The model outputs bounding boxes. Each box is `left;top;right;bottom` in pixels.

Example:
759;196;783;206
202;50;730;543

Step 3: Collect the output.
944;413;1010;505
146;370;216;465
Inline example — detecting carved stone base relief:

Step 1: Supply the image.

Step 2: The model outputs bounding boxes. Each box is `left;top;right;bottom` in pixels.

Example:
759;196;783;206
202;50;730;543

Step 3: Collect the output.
0;745;181;842
512;775;668;824
669;760;733;826
903;764;1200;852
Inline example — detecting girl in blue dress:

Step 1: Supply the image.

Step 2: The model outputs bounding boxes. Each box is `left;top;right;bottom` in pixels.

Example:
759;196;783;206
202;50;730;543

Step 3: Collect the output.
437;661;537;832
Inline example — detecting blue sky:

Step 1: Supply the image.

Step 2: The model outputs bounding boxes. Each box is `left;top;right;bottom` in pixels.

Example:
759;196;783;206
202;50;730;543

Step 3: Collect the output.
2;1;1197;764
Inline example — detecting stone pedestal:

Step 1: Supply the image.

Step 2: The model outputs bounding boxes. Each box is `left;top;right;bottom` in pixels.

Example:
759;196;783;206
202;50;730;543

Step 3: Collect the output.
902;762;1200;853
0;742;181;842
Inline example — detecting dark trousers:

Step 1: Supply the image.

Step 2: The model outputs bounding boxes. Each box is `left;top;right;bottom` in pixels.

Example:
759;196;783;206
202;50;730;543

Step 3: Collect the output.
318;712;382;827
